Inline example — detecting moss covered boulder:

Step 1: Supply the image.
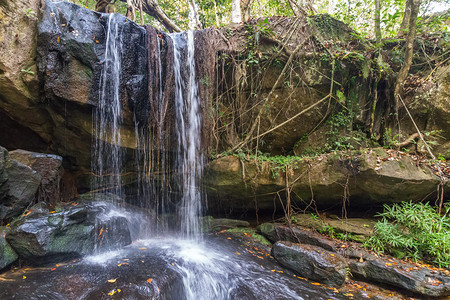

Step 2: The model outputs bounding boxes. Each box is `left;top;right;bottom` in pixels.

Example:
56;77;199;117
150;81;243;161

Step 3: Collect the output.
0;226;18;270
272;241;348;286
6;201;131;263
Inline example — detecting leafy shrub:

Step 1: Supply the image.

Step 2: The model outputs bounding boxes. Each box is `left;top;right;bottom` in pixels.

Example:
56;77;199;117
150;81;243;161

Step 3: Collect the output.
364;202;450;268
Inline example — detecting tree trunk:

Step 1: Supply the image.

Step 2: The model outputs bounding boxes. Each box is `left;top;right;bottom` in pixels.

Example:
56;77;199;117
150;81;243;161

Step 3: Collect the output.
189;0;203;29
241;0;251;22
374;0;381;43
232;0;242;24
398;0;412;37
213;0;220;27
394;0;421;98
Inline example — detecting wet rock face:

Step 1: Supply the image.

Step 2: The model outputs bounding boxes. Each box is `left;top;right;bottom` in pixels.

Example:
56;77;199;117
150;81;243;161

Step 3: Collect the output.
6;201;131;263
0;226;18;270
36;0;149;171
272;241;348;286
0;146;41;222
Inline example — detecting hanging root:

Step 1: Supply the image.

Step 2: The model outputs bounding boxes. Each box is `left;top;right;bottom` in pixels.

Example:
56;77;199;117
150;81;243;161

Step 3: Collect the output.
398;94;447;214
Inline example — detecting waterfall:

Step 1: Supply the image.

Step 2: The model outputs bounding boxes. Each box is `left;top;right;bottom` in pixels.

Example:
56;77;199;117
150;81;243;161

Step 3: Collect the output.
173;31;204;240
92;14;124;200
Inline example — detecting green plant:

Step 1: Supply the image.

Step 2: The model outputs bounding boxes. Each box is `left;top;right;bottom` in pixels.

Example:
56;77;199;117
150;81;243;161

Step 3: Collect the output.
382;128;399;149
320;225;336;238
364;202;450;268
437;154;446;161
25;8;36;19
310;213;319;221
21;67;34;75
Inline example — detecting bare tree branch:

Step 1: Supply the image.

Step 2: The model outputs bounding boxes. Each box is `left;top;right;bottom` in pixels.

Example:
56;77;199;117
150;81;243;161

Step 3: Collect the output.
118;0;182;32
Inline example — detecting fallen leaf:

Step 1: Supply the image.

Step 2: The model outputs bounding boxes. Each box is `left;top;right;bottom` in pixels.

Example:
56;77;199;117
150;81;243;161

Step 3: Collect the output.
107;278;117;283
51;268;56;271
311;282;321;286
49;211;56;214
22;276;26;279
117;263;129;267
147;278;153;283
139;247;147;250
235;252;241;255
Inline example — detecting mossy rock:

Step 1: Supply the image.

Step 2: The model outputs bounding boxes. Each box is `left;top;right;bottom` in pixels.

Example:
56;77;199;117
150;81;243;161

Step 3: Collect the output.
0;226;18;270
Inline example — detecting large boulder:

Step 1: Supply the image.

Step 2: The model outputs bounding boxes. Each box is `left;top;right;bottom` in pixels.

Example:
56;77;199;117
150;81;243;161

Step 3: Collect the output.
259;222;336;252
272;241;348;286
0;146;41;222
202;216;250;232
9;149;63;204
205;148;448;212
6;201;131;262
400;64;450;158
0;226;18;270
350;258;450;297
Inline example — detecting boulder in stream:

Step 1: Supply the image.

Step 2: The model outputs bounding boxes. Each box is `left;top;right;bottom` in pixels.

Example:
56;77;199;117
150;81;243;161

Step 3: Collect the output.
0;146;41;222
6;201;131;263
272;241;348;286
259;222;336;252
350;258;450;297
0;226;18;270
9;149;63;205
202;216;250;232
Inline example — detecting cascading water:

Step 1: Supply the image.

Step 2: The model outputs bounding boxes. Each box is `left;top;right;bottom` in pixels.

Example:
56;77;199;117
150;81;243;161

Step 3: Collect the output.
0;3;348;298
78;5;339;300
92;13;124;200
173;31;204;240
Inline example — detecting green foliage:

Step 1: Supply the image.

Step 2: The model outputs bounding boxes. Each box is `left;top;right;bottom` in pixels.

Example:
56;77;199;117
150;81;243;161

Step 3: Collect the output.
20;67;34;75
324;108;365;152
24;8;37;19
217;149;304;178
382;128;399;149
364;202;450;268
225;227;271;245
319;224;336;238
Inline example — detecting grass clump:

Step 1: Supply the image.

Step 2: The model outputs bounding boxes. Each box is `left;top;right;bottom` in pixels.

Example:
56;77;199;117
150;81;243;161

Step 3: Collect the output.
364;201;450;268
